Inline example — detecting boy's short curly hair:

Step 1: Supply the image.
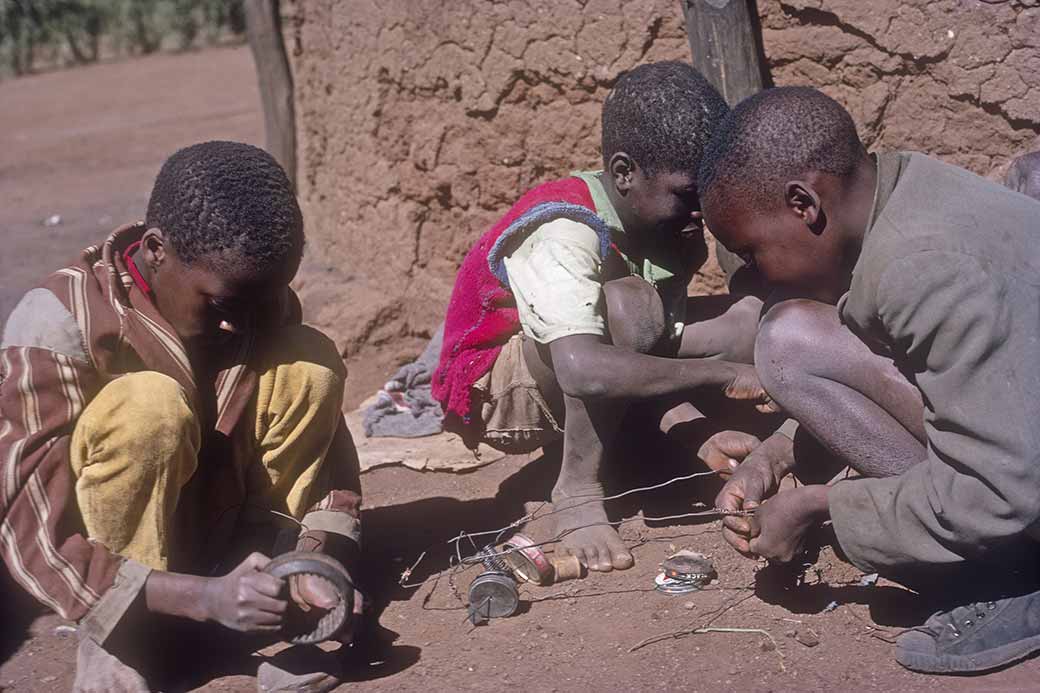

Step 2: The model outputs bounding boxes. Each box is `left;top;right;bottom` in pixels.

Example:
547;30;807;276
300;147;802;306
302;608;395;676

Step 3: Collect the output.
146;141;303;272
601;61;729;177
697;87;866;212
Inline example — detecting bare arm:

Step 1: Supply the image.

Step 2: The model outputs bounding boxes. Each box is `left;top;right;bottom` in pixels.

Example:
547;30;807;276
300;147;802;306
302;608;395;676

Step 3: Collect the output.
547;333;761;402
144;553;287;633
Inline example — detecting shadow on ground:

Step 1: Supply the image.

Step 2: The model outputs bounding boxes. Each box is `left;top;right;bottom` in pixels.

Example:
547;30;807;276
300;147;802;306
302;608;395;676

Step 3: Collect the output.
0;566;42;667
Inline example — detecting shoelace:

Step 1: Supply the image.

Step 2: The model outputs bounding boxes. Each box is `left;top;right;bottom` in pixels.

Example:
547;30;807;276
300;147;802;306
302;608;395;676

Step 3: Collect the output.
926;601;999;638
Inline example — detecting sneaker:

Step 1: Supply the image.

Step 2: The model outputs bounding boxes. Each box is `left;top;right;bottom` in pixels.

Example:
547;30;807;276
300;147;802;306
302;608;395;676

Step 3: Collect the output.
896;589;1040;673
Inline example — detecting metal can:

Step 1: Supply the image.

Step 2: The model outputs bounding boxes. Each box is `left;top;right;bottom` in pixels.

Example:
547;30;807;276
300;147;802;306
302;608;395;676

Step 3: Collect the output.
468;571;520;624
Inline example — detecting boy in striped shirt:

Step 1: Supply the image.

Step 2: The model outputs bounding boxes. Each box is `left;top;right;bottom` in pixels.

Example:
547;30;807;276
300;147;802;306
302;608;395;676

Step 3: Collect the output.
1;141;362;690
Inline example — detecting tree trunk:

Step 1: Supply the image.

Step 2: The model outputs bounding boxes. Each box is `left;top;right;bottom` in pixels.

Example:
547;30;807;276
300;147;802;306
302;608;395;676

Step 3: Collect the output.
680;0;768;106
64;28;88;64
244;0;296;189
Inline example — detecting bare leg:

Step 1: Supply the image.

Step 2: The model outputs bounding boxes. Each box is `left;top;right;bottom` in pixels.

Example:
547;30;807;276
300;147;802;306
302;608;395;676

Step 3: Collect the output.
521;276;664;571
755;299;926;478
551;393;633;571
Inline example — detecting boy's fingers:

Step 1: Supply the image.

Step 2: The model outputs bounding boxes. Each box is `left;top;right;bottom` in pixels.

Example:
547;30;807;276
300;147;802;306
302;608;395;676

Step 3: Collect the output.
756;400;781;414
723;515;751;535
747;514;762;539
722;528;754;557
289;576;309;612
353;592;365;616
249;591;288;615
723;432;761;457
250;606;285;625
716;487;747;515
242;552;271;572
260;571;287;596
249;621;283;633
248;573;287;600
298;575;340;610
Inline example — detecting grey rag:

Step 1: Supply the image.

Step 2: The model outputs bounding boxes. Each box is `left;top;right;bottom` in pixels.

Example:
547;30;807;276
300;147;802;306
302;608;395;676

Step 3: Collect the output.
362;323;445;438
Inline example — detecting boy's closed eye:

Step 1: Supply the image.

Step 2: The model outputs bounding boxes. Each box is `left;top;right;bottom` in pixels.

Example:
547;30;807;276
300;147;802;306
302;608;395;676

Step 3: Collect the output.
736;250;756;269
208;298;251;333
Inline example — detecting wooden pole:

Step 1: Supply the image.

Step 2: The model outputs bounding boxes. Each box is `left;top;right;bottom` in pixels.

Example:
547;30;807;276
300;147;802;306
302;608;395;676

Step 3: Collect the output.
682;0;768;280
244;0;297;189
680;0;766;106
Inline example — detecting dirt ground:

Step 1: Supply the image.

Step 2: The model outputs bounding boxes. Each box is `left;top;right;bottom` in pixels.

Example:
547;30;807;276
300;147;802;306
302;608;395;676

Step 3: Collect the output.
3;46;1040;692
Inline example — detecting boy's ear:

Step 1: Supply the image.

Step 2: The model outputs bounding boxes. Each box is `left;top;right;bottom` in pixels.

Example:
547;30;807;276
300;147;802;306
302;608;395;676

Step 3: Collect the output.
140;228;168;269
608;152;636;194
784;180;825;234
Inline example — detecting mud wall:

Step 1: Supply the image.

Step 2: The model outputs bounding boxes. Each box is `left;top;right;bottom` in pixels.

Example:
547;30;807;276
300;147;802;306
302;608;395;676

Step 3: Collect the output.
284;0;1040;403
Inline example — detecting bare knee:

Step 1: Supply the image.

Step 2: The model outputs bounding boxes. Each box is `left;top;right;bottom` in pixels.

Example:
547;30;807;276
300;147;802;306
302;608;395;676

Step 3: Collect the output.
603;276;665;354
754;299;839;407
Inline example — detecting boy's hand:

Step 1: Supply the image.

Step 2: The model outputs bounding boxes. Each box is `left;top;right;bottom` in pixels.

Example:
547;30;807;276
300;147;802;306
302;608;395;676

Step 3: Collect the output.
723;364;780;413
291;572;364;644
747;485;831;563
292;573;339;611
697;430;761;477
716;432;796;555
203;552;287;633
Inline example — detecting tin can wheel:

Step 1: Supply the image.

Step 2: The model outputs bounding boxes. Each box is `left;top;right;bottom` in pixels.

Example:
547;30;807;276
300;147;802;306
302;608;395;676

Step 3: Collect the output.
468;571;520;624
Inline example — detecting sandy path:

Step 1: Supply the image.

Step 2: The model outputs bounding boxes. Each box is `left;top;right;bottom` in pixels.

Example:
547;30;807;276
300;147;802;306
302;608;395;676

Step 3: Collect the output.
0;44;262;322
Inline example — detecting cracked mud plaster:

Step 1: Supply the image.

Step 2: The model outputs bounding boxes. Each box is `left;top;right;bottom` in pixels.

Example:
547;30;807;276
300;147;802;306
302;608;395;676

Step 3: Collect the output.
284;0;1039;380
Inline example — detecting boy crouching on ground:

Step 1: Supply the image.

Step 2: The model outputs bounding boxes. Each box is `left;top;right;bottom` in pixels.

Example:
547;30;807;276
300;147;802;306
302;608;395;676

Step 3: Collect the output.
702;86;1040;675
0;142;362;691
434;62;774;575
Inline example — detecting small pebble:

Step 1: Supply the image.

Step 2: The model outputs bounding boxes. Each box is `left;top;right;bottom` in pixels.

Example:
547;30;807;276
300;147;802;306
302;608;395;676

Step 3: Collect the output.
784;629;797;638
683;601;695;610
40;676;57;683
760;640;776;652
795;629;820;648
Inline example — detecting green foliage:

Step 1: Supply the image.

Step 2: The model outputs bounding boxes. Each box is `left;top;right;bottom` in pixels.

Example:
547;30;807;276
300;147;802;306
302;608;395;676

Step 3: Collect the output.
0;0;246;76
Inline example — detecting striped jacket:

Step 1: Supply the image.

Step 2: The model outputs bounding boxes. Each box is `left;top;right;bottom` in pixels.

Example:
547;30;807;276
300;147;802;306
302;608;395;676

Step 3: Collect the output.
0;223;361;640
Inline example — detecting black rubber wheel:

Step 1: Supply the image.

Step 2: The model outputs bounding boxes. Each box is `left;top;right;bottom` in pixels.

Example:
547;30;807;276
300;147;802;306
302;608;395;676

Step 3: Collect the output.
264;551;354;644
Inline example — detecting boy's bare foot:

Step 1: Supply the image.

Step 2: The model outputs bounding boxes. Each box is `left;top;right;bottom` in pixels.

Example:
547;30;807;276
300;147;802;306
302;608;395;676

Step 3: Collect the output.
551;484;634;572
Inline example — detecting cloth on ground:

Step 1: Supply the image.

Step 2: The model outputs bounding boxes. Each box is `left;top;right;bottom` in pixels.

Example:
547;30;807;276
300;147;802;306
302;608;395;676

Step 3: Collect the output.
363;323;445;438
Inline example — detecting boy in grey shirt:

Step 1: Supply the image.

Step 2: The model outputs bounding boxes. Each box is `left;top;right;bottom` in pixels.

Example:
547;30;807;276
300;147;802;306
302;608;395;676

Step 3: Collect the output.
699;86;1040;674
